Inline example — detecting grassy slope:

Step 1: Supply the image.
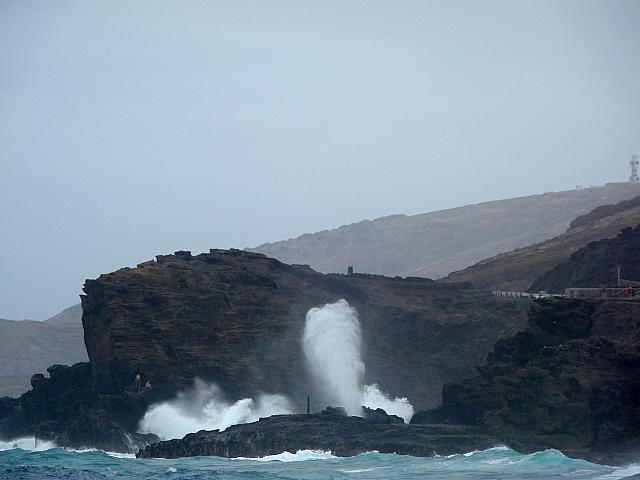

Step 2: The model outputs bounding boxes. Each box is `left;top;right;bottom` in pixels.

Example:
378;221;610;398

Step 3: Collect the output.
251;183;640;280
442;198;640;291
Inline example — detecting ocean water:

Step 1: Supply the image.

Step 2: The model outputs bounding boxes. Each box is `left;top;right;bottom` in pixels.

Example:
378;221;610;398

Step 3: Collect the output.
1;441;639;480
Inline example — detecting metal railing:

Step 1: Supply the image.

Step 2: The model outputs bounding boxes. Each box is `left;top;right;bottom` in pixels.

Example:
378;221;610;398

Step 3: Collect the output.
491;288;640;300
565;287;640;299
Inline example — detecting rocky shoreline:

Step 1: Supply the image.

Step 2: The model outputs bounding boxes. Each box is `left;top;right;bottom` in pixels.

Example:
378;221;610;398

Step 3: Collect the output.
137;407;503;459
412;297;640;466
2;244;639;464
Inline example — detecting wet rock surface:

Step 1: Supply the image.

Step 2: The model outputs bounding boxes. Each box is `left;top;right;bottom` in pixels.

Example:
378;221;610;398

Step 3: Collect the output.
413;298;640;465
81;249;527;411
0;249;526;452
137;408;502;459
0;362;158;452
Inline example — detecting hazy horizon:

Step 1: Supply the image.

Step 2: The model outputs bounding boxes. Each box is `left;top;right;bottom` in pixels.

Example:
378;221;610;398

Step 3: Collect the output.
2;0;639;319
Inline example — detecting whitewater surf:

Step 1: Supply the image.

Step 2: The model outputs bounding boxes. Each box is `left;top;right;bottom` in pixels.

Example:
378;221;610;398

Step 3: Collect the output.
2;444;640;480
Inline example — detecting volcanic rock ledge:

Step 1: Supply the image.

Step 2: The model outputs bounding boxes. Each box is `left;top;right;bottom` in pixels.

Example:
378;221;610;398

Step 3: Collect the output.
81;249;527;411
1;249;527;452
413;298;640;465
137;408;502;459
0;362;159;452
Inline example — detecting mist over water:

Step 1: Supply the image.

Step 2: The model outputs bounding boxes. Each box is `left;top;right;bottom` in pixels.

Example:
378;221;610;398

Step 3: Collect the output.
361;384;414;423
140;299;413;441
138;380;293;440
303;299;414;422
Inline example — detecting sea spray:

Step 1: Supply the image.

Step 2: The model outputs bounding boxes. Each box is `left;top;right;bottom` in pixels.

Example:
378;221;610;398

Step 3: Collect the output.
360;383;414;423
303;299;365;416
138;379;293;440
303;299;415;421
140;299;414;441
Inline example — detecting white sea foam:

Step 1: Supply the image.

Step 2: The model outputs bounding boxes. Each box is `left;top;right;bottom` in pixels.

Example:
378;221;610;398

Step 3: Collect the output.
361;383;414;423
0;439;138;458
236;449;337;462
596;463;640;480
140;300;415;441
69;448;136;459
303;299;415;422
138;379;293;440
0;437;56;451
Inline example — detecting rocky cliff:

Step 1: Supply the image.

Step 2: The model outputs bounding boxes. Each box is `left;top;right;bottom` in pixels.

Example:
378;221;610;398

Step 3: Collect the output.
251;184;640;280
81;249;527;411
413;298;640;465
530;225;640;293
1;249;527;452
0;362;158;452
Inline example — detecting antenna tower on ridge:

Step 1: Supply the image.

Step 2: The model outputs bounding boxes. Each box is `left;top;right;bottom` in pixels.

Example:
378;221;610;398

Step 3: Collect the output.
630;155;639;183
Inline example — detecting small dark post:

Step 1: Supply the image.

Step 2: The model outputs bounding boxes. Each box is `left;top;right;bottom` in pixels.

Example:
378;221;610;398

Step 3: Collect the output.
307;395;310;414
347;266;354;276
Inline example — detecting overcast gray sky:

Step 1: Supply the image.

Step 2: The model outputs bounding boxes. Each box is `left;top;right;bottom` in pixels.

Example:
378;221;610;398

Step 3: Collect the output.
1;0;639;319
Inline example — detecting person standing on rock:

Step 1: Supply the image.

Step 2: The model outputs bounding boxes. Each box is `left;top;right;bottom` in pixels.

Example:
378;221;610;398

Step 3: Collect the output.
135;373;141;391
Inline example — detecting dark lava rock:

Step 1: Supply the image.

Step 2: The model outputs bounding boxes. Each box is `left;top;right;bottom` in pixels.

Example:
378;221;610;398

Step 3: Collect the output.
531;224;640;292
0;362;158;452
137;408;502;459
412;298;640;465
0;249;526;452
80;249;526;411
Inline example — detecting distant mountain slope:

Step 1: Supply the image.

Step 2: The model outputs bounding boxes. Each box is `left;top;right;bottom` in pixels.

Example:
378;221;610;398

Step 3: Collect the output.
45;303;82;326
250;183;640;279
0;305;86;397
442;195;640;291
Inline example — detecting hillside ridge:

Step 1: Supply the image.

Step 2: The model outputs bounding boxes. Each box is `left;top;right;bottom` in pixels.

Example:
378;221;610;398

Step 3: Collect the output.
250;184;640;280
443;195;640;290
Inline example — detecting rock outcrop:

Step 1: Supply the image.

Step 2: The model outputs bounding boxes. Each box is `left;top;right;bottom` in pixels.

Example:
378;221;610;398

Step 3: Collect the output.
0;362;158;452
1;249;527;452
0;306;86;397
530;225;640;293
413;298;640;465
442;195;640;291
81;249;527;411
137;407;502;459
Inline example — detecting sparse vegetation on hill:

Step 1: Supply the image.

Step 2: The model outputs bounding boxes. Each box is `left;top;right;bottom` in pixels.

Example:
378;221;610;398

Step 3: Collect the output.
443;195;640;291
250;184;640;280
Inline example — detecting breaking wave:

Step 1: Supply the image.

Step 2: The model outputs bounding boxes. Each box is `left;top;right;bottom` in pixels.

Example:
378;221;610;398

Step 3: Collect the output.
0;437;56;452
236;449;337;462
360;383;414;422
1;445;639;479
138;379;293;440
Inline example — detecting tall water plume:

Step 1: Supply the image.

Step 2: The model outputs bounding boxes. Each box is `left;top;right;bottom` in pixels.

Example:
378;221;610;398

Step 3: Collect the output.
303;299;365;416
303;299;414;421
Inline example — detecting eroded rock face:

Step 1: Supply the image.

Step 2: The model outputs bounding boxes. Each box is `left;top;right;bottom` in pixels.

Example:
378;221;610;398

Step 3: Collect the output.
81;249;527;411
413;298;640;464
1;249;527;452
0;362;158;452
530;225;640;292
137;407;501;459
